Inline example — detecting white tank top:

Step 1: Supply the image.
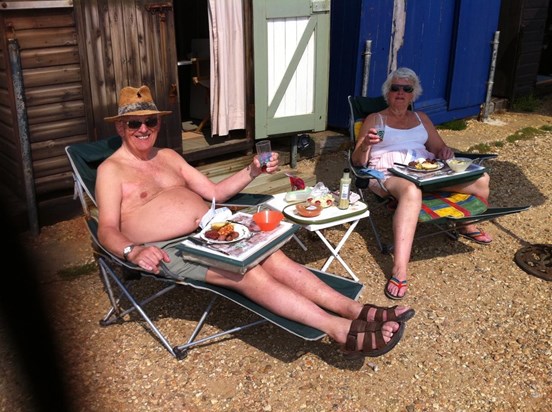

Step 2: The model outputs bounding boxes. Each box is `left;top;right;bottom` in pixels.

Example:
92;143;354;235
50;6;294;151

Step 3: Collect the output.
370;112;428;159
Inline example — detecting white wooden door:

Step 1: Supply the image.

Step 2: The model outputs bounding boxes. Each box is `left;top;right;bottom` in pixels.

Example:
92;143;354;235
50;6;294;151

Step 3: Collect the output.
253;0;331;139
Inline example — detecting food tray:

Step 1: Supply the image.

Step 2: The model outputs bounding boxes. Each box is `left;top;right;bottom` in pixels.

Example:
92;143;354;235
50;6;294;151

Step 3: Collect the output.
282;201;368;225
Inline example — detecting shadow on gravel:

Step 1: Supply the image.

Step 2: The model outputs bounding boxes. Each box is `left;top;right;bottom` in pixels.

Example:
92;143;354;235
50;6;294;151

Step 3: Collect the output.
86;276;368;369
350;155;543;275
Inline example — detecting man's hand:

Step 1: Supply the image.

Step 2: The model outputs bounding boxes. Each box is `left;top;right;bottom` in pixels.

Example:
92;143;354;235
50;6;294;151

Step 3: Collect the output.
253;151;280;175
128;245;170;274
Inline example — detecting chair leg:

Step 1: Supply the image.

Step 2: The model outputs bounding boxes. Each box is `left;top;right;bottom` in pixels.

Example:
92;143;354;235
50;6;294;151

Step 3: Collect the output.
195;115;210;133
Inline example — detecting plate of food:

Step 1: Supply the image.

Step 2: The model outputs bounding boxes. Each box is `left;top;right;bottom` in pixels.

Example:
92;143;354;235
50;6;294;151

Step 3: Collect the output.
199;222;250;244
407;158;444;173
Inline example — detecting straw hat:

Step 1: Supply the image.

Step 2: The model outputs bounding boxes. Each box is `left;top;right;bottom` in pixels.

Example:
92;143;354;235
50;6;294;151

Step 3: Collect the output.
104;85;172;122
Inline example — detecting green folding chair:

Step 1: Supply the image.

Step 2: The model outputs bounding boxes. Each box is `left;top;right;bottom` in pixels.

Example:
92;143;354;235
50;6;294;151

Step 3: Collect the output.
65;137;364;359
347;95;530;253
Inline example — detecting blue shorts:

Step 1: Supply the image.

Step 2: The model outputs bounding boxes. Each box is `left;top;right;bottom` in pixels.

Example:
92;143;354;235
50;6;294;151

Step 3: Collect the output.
147;237;209;282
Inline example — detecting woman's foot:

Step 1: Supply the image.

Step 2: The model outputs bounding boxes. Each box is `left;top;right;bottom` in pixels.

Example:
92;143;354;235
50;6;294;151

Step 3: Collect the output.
457;224;492;245
357;303;415;323
385;275;408;300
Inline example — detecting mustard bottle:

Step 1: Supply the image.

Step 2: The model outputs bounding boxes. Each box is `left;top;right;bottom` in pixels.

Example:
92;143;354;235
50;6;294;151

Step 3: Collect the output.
338;168;351;210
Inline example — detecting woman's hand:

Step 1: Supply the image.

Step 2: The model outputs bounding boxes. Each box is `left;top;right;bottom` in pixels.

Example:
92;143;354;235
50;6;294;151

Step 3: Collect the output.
437;146;454;160
359;128;382;151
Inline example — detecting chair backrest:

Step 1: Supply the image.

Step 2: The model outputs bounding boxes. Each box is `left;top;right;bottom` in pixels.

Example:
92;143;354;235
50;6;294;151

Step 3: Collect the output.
65;136;122;216
191;57;210;88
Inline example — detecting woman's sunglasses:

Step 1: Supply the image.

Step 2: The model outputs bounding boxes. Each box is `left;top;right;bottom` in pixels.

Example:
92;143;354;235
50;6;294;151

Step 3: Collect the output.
126;117;158;130
390;84;414;93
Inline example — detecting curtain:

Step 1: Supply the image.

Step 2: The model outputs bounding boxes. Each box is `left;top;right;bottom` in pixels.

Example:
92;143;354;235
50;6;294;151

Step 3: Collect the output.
208;0;246;136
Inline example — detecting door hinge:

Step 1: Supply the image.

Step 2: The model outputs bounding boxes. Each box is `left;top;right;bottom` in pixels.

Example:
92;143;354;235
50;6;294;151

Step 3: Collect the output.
311;0;330;13
145;2;173;22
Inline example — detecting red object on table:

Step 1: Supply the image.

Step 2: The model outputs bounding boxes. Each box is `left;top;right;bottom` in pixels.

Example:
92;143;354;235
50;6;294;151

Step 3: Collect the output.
286;173;306;190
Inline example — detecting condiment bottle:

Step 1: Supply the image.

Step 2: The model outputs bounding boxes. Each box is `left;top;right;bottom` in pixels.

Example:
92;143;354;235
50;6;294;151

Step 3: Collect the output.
338;168;351;210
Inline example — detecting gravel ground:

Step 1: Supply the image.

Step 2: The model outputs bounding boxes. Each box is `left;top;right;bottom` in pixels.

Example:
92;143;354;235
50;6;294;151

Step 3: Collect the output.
2;96;551;411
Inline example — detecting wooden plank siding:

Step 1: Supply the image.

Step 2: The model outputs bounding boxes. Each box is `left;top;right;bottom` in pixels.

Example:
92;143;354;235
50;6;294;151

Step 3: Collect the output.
0;20;22;198
0;7;89;203
494;0;551;99
0;1;180;226
74;0;180;148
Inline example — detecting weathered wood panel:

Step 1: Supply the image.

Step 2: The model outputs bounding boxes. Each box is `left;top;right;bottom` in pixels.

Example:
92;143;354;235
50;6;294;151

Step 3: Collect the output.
27;100;84;125
20;46;80;68
495;0;550;99
0;71;7;88
0;100;12;124
31;134;87;162
0;12;23;197
3;9;74;29
30;118;88;142
13;27;77;49
76;0;180;147
23;65;81;87
24;83;82;106
34;171;74;196
33;151;78;176
0;1;181;226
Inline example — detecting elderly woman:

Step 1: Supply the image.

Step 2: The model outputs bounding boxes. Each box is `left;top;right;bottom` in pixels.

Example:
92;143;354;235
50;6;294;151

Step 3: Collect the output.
351;67;492;300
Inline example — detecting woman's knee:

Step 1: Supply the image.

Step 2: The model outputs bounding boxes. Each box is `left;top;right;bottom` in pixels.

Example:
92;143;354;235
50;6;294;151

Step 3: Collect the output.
397;183;422;203
388;179;421;200
475;173;491;197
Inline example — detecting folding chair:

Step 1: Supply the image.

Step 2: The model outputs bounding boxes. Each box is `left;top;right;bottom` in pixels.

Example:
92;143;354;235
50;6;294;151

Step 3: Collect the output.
65;137;364;360
347;95;530;253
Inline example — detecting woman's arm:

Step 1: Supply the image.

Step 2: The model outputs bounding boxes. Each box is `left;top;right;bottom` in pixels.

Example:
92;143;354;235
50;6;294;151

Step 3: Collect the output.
418;112;454;159
351;113;382;167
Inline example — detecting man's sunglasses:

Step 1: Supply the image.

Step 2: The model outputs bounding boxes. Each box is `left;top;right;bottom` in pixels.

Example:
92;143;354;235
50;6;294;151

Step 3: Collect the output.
126;117;158;130
390;84;414;93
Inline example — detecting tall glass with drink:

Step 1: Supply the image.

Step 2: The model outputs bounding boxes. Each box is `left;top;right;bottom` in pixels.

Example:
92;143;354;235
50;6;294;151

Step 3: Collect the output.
374;114;386;141
255;140;272;173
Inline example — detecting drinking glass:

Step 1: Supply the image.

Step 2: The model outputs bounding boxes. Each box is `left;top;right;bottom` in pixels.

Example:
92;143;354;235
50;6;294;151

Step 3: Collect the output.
374;114;386;141
255;140;272;172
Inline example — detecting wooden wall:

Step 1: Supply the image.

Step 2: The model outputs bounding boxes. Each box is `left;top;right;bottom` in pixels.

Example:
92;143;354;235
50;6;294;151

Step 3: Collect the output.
0;1;180;227
0;7;89;203
494;0;551;99
74;0;180;148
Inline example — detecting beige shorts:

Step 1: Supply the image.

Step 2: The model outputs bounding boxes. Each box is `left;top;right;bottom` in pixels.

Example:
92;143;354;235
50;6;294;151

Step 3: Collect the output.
147;237;209;282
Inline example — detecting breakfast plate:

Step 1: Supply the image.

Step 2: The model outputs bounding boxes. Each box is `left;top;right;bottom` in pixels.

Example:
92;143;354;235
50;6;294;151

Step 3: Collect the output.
407;161;444;173
198;223;250;244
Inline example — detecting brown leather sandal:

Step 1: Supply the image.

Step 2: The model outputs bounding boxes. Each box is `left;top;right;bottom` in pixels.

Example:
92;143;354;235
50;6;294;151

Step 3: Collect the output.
357;303;415;323
342;319;405;359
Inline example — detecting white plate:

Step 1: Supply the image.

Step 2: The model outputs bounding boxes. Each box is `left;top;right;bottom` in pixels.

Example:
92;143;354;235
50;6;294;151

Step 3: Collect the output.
199;223;250;244
407;161;444;173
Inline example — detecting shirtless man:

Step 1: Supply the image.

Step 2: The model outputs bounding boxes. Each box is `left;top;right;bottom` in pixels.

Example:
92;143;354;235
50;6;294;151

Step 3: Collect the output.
96;86;415;358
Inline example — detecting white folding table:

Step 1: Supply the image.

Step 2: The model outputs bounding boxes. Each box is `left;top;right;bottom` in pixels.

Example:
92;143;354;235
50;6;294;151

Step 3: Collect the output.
266;193;370;281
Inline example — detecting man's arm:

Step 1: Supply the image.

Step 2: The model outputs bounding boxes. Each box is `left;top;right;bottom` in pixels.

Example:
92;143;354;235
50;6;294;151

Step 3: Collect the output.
180;149;279;203
95;160;134;259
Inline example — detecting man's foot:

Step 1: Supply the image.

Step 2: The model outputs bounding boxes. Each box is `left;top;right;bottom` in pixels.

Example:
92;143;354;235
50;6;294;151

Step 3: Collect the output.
357;303;415;323
342;319;405;359
385;276;408;300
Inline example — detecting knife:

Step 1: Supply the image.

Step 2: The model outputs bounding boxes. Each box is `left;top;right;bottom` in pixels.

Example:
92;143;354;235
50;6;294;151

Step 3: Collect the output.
186;236;231;255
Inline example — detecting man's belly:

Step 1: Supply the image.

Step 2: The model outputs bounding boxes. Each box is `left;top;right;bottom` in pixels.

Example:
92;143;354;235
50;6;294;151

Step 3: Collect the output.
121;187;210;243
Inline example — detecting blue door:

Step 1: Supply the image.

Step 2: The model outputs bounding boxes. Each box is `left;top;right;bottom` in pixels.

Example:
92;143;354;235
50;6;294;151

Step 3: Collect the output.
328;0;501;127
